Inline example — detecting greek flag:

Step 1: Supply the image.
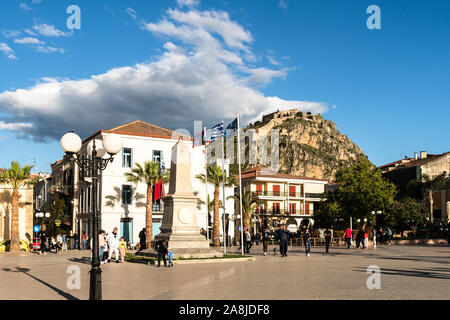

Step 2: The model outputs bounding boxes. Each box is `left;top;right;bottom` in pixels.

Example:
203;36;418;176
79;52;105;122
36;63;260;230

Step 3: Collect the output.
210;122;224;142
226;117;238;131
161;158;166;173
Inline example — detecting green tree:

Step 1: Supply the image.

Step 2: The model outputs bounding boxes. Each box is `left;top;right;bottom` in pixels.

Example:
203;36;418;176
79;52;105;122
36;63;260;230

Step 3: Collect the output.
388;197;427;237
0;161;35;252
313;191;342;229
48;194;68;236
333;159;396;226
124;161;169;241
196;166;235;246
227;190;259;231
408;173;447;223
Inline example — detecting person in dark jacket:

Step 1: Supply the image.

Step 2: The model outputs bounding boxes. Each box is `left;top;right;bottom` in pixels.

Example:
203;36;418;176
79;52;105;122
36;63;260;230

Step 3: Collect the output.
324;228;332;253
40;232;47;255
138;228;146;252
278;225;290;257
73;232;79;250
304;229;312;256
156;239;168;267
261;228;271;256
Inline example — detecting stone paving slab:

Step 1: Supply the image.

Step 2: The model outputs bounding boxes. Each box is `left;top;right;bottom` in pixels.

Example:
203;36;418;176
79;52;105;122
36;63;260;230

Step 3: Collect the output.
0;245;448;300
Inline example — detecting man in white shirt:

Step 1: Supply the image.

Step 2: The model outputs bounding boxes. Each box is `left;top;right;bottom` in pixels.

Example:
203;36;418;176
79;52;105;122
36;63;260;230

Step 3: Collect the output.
107;227;120;263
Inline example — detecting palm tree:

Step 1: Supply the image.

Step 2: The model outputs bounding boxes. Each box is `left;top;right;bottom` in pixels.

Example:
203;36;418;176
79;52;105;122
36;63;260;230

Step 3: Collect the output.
421;173;447;222
227;190;260;231
124;161;169;242
0;161;34;252
195;166;235;246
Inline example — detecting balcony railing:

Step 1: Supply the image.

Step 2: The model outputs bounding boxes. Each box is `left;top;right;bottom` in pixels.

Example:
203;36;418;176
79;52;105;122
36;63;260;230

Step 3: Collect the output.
252;191;325;198
253;209;312;216
152;204;164;212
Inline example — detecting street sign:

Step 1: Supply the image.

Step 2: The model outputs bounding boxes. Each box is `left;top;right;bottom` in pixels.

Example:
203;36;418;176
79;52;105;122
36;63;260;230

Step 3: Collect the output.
33;225;41;233
238;226;242;231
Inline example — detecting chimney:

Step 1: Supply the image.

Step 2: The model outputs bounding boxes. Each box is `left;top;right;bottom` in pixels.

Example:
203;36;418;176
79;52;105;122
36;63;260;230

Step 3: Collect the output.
414;152;418;160
420;151;427;159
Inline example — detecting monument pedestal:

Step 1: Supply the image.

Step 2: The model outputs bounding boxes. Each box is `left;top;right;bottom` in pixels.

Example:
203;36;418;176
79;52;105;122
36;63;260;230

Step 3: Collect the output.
137;139;223;259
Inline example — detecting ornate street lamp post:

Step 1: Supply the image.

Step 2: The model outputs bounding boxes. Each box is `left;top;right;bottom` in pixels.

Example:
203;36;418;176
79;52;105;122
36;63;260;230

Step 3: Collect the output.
60;131;122;300
371;210;382;227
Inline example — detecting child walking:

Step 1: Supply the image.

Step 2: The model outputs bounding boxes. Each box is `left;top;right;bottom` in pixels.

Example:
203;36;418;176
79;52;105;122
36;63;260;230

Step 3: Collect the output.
119;237;127;263
167;247;174;267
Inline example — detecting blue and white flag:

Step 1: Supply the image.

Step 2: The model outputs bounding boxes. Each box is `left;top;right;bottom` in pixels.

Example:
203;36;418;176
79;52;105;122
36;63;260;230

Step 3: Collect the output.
210;122;224;141
226;117;238;131
161;157;166;173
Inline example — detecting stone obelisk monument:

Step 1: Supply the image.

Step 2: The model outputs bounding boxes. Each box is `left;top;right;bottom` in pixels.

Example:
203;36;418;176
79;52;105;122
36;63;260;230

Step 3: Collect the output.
140;139;223;258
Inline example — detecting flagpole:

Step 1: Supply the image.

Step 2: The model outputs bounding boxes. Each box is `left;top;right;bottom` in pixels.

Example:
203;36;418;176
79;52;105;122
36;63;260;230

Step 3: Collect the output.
221;121;227;255
236;113;244;255
204;126;209;243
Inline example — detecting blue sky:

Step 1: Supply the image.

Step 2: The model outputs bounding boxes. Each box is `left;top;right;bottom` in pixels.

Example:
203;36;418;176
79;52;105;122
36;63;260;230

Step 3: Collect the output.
0;0;449;173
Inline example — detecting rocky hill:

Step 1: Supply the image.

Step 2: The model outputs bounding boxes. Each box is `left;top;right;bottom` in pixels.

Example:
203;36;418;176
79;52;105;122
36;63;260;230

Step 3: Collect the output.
245;109;368;181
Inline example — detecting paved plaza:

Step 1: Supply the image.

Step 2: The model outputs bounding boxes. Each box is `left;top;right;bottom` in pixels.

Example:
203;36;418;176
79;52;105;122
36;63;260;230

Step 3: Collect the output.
0;245;449;300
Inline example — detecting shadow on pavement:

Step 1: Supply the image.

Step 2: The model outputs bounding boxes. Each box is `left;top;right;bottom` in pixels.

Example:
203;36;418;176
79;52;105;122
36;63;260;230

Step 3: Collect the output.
353;266;450;280
68;257;91;265
2;266;80;300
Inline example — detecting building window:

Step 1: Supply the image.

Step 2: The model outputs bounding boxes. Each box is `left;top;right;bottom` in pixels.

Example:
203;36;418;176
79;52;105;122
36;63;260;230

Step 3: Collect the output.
122;148;132;168
122;185;132;205
152;150;161;164
272;185;280;196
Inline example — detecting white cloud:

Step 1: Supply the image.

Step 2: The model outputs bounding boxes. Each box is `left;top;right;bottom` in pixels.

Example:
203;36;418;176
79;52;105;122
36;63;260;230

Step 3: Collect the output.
0;121;32;130
35;46;65;54
125;7;137;20
32;23;71;37
267;55;281;66
24;29;37;36
14;37;44;45
278;0;288;10
176;0;200;7
20;3;32;10
0;6;329;141
0;43;17;60
2;29;22;38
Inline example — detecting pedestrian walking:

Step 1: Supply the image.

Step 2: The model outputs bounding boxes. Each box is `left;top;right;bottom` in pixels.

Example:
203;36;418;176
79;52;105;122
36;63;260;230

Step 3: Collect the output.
99;230;106;264
373;229;377;249
138;228;146;252
167;247;174;267
62;233;68;252
386;227;393;245
363;231;369;250
324;228;332;253
244;228;252;253
119;237;127;263
156;239;168;267
81;231;87;250
73;232;79;250
304;228;311;256
344;227;352;249
356;229;362;248
40;232;47;255
278;224;290;257
107;227;120;263
262;227;270;256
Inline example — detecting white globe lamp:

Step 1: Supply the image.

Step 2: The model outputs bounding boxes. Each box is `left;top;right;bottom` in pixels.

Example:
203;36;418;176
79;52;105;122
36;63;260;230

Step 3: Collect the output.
87;139;106;158
102;134;122;155
60;131;82;154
